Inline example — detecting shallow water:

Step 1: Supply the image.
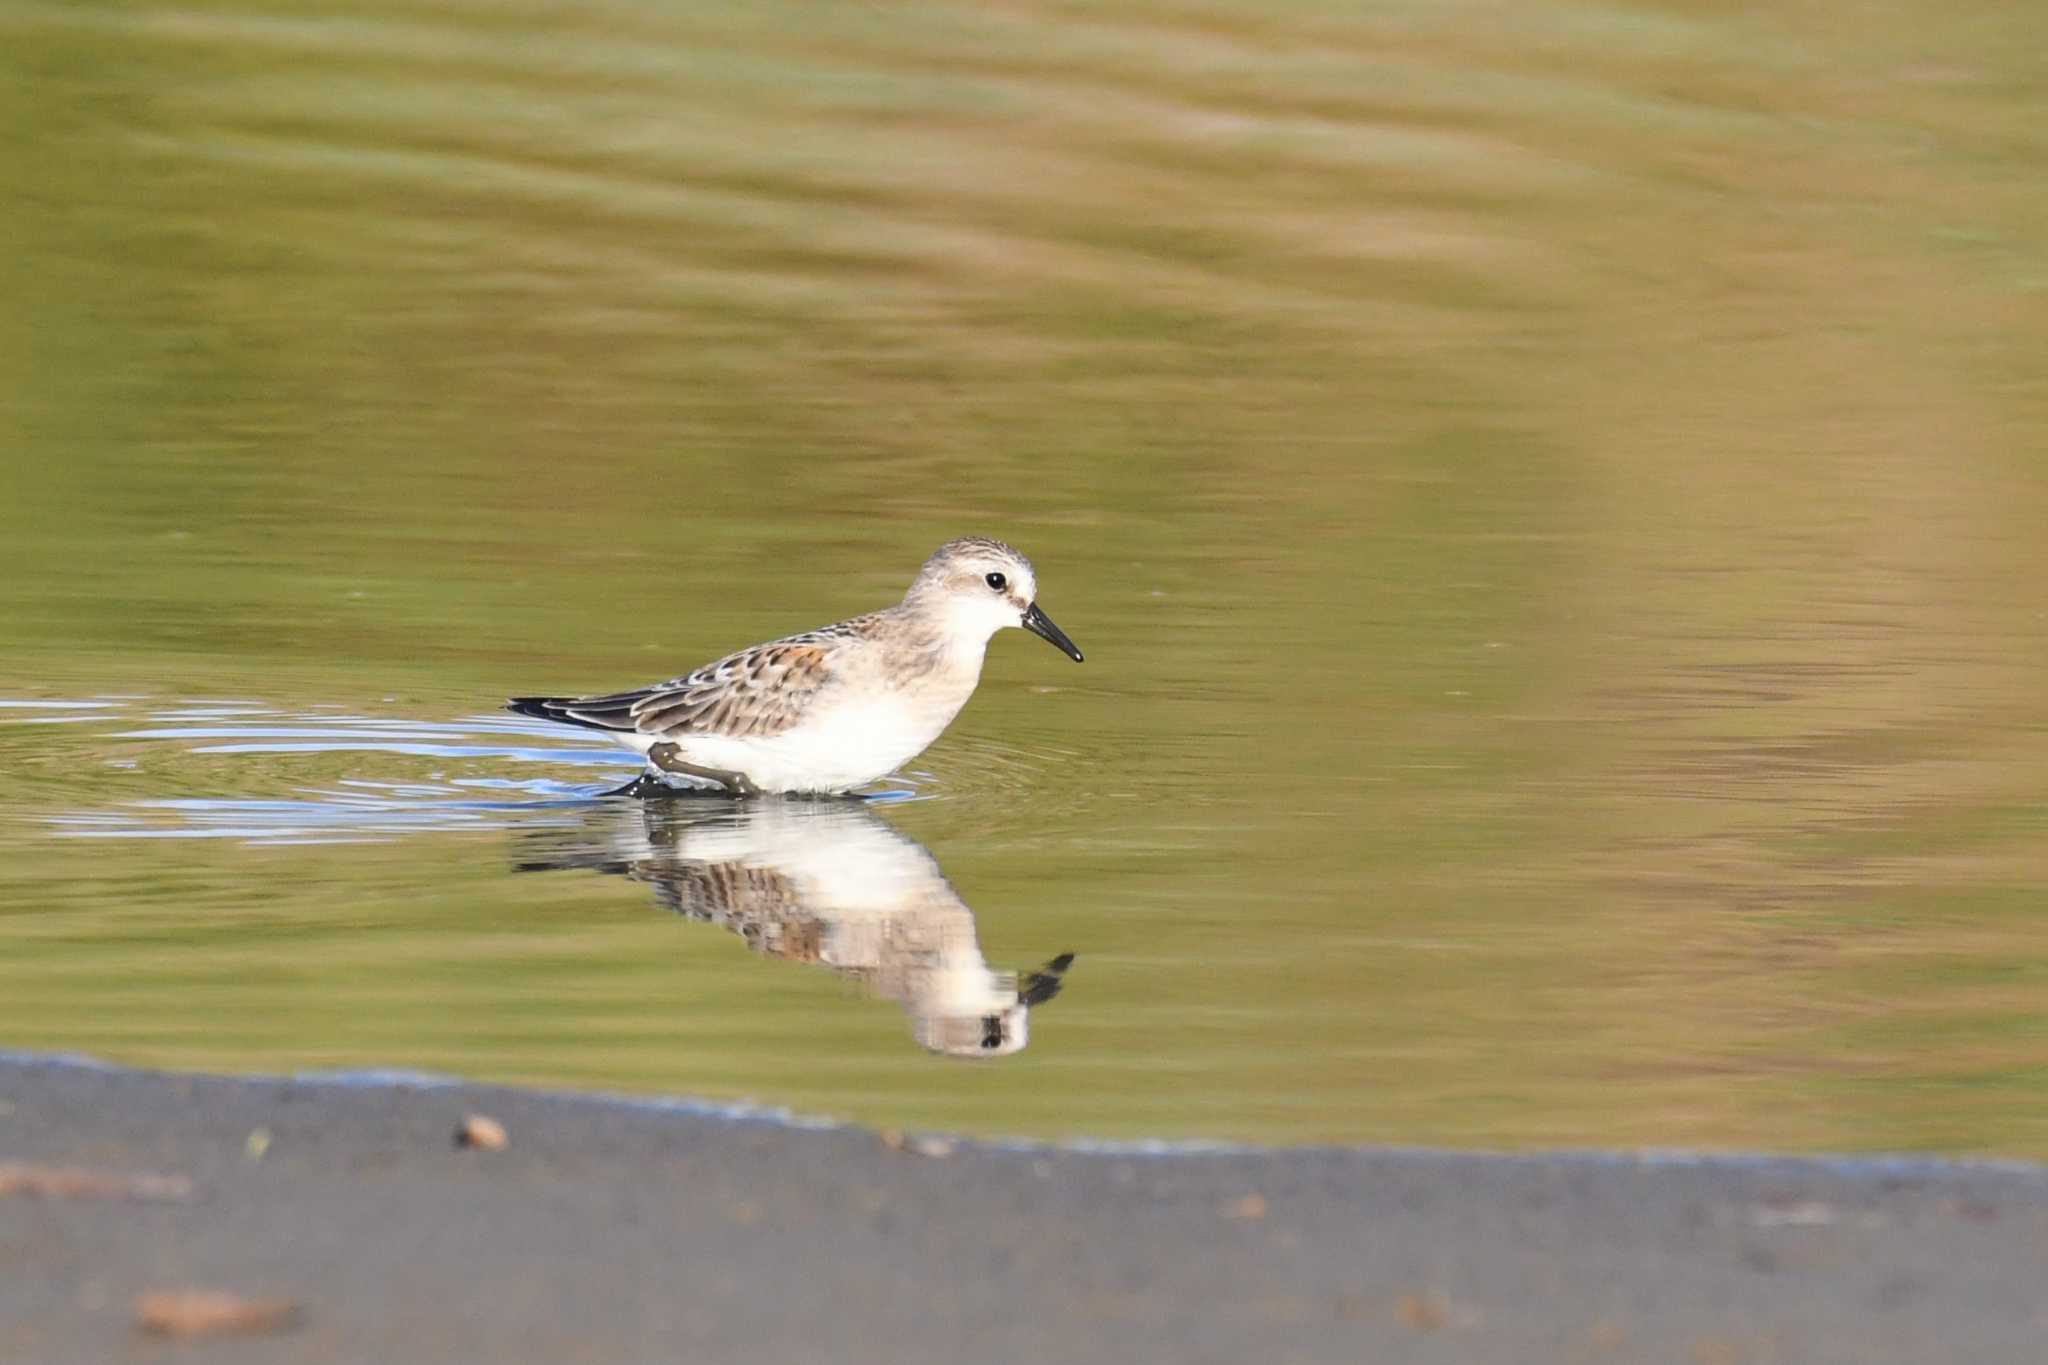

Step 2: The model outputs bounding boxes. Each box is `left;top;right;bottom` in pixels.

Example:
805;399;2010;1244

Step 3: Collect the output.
4;0;2048;1151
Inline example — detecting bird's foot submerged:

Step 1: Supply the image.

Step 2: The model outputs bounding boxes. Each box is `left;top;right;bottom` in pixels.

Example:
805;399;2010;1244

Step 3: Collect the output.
599;773;723;801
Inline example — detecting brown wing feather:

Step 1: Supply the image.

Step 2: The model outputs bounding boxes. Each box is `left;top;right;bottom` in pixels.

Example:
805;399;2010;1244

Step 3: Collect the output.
509;618;882;742
625;639;836;739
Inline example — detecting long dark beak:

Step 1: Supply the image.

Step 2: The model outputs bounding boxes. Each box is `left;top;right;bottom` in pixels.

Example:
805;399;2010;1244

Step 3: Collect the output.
1021;602;1084;662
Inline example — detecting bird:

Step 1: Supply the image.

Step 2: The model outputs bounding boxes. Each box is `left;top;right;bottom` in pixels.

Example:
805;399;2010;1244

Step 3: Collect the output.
506;537;1083;796
512;797;1075;1056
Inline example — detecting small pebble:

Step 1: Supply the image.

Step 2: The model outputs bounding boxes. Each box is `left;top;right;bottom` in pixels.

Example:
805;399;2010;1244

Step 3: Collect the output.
455;1114;509;1151
1399;1292;1448;1331
879;1130;955;1158
1224;1193;1268;1220
0;1162;193;1203
136;1290;303;1339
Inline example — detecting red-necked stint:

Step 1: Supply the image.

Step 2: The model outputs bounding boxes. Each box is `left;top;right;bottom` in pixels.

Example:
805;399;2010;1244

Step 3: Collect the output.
508;537;1083;796
516;799;1074;1055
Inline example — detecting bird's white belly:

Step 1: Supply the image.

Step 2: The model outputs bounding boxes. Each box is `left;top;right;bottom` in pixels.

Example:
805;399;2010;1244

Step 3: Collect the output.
660;693;960;793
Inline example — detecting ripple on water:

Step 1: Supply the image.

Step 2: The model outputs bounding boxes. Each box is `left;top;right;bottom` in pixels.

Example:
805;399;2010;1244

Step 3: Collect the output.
23;697;937;845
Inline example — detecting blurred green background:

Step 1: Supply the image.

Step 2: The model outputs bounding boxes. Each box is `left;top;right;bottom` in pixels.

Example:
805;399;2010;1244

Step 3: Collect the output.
3;0;2048;1151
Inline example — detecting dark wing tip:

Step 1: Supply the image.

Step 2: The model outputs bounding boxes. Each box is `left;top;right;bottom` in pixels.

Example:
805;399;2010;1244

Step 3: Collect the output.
505;696;560;721
506;693;648;735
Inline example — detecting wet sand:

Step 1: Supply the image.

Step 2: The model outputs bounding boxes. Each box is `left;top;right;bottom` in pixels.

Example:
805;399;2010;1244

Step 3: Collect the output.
2;1055;2043;1364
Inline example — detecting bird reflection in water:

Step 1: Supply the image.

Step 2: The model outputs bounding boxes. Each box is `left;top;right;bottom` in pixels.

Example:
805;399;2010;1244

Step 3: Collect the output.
514;794;1074;1057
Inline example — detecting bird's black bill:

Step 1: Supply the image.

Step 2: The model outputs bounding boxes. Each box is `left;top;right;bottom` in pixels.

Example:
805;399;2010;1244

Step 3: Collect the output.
1021;602;1084;662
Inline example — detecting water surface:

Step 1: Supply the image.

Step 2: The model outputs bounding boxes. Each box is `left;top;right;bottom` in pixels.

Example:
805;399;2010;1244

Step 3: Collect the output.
4;0;2048;1151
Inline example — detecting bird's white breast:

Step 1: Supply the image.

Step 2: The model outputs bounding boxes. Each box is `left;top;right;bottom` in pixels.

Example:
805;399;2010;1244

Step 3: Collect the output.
673;689;968;793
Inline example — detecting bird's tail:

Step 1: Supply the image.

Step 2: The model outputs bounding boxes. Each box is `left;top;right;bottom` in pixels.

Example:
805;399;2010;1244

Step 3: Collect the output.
504;695;640;735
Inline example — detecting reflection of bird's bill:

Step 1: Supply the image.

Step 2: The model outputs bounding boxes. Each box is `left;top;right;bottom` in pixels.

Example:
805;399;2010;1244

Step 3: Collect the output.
915;951;1077;1059
1019;952;1074;1006
510;796;1075;1057
1021;602;1084;662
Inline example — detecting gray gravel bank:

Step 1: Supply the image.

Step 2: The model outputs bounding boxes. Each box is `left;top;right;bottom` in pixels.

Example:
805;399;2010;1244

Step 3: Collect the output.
2;1055;2043;1364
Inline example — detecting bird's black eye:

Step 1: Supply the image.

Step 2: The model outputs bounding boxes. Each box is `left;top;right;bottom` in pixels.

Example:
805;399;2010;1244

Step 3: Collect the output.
984;571;1007;592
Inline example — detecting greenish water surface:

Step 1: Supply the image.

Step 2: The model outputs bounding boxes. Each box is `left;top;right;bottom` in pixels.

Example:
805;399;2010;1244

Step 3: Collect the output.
4;0;2048;1151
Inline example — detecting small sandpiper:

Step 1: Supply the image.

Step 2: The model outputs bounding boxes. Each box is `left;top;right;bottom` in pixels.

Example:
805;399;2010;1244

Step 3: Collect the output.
513;799;1075;1055
507;537;1084;796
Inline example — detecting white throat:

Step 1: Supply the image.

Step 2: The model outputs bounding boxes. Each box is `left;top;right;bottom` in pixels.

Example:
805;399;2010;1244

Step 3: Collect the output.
920;592;1022;655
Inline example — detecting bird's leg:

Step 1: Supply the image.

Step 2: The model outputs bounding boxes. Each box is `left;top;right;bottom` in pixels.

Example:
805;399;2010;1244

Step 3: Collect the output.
646;742;762;798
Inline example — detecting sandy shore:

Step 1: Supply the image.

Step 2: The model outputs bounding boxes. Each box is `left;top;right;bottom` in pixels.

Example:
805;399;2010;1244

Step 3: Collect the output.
2;1054;2043;1364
